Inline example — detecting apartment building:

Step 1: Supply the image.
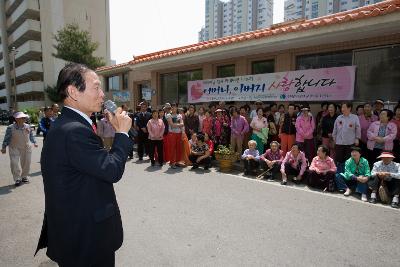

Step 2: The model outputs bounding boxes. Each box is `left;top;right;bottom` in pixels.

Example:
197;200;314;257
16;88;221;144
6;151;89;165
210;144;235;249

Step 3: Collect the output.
0;0;111;110
284;0;383;21
201;0;273;42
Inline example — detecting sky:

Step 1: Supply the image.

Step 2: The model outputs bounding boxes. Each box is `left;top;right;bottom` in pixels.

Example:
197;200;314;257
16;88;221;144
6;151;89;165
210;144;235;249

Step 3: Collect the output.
109;0;285;64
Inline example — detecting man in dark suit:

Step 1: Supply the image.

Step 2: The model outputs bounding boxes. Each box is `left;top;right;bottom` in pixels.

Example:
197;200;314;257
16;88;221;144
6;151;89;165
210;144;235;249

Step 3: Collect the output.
35;63;133;267
135;101;151;160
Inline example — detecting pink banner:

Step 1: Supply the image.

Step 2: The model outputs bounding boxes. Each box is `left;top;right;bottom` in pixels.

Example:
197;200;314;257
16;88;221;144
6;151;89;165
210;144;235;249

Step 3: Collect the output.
188;66;356;103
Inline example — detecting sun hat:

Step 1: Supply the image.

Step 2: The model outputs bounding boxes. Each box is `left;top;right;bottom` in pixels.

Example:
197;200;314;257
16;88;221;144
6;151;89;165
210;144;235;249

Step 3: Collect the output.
377;152;395;159
13;112;29;119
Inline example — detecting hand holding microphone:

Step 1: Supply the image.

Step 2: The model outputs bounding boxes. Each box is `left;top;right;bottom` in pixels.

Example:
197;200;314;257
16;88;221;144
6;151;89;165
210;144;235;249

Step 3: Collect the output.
104;100;132;134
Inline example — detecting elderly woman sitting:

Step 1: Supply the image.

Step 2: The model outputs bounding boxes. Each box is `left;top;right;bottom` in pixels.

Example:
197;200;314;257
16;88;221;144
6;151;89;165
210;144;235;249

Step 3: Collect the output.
369;152;400;208
335;146;370;202
306;145;337;192
280;144;307;185
259;141;284;180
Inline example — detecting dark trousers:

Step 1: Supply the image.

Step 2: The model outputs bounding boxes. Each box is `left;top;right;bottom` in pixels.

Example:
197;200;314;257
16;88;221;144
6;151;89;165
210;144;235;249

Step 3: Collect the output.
189;154;211;167
394;139;400;163
260;161;281;179
149;139;163;164
297;139;315;163
243;158;259;173
369;176;400;196
306;170;336;191
91;252;115;267
367;148;383;168
283;162;300;177
137;132;149;159
335;144;353;164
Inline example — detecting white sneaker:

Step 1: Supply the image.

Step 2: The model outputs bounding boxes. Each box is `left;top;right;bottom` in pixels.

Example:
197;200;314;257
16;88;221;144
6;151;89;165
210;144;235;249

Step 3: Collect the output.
344;188;351;196
361;194;368;202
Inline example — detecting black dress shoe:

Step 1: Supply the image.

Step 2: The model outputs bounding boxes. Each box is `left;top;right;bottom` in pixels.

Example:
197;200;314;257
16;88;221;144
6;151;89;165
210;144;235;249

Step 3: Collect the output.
369;197;377;204
281;180;287;185
391;202;399;209
15;180;22;187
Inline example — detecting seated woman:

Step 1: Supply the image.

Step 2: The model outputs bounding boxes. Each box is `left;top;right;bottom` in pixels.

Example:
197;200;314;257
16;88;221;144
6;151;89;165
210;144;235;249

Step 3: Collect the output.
306;145;337;192
280;144;307;185
189;133;211;170
369;152;400;208
335;146;370;202
366;109;397;168
241;140;260;176
260;141;284;180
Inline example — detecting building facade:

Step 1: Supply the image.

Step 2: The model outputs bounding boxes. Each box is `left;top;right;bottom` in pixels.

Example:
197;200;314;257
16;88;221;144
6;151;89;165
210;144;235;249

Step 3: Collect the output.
98;1;399;110
201;0;273;42
285;0;383;21
0;0;111;110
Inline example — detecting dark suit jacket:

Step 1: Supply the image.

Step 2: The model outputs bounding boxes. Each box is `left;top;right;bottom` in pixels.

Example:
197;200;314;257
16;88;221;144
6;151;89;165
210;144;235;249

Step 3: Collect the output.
136;112;151;135
35;107;133;266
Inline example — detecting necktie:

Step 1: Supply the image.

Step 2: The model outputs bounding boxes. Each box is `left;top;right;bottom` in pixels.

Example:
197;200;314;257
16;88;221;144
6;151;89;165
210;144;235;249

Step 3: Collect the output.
91;124;97;134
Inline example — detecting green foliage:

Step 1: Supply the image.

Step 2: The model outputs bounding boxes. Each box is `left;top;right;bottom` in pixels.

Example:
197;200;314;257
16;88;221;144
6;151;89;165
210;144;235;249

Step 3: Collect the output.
53;23;105;69
45;85;62;103
23;107;39;124
214;145;234;155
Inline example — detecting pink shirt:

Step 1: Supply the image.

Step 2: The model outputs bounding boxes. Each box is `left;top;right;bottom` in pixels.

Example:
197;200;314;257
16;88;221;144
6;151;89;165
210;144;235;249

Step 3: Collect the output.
147;119;165;140
250;116;268;132
281;151;307;176
309;156;337;173
359;114;378;143
295;114;315;142
367;121;397;151
392;118;400;140
202;117;213;136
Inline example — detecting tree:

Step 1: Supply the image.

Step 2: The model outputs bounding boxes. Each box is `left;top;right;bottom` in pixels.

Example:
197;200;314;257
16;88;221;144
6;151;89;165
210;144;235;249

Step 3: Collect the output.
53;23;105;69
45;85;62;103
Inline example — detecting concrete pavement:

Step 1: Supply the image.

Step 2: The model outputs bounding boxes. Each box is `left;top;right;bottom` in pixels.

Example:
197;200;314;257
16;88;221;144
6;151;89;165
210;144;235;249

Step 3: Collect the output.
0;126;399;267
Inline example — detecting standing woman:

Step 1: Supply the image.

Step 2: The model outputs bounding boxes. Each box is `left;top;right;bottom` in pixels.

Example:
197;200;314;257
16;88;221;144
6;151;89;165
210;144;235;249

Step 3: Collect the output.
198;106;206;133
279;103;297;156
250;108;269;154
295;105;315;163
213;109;230;147
202;110;213;137
359;102;378;156
166;103;184;169
367;109;397;166
321;103;338;159
147;110;165;166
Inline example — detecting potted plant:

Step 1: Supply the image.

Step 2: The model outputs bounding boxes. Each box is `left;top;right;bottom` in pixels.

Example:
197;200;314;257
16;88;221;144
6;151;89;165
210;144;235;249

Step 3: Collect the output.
214;145;237;172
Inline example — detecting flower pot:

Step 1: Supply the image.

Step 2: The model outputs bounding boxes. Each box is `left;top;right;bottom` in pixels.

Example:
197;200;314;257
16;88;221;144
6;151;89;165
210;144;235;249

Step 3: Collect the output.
219;158;232;172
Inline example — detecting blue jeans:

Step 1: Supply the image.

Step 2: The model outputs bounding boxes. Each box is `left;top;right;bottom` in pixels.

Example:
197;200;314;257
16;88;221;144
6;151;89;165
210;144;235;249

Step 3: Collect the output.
335;173;368;194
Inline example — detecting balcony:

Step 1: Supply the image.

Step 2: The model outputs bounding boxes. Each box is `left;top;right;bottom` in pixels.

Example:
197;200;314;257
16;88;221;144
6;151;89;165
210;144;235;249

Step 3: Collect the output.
6;0;40;35
7;19;41;49
5;0;23;16
15;61;43;80
16;80;44;94
15;40;42;65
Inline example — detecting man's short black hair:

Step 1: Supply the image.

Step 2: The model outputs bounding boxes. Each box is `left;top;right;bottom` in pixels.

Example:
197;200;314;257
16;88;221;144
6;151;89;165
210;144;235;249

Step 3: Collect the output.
197;133;205;142
342;102;353;110
57;63;90;101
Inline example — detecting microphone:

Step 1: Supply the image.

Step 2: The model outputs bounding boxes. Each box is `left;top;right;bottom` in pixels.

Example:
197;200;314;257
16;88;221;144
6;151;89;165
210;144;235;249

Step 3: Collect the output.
104;100;118;114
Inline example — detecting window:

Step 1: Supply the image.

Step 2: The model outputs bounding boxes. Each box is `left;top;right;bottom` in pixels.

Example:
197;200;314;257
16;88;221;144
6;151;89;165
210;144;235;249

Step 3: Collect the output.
296;51;353;70
161;69;202;104
122;73;128;90
217;64;235;78
354;45;400;101
107;75;120;91
252;60;275;75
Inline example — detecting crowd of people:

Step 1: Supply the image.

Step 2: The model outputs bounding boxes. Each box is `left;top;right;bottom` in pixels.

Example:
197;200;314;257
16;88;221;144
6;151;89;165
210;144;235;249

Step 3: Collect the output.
2;98;400;208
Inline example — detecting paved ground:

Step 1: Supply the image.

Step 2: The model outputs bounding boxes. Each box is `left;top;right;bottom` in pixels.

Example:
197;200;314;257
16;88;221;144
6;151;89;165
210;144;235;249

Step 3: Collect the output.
0;125;399;267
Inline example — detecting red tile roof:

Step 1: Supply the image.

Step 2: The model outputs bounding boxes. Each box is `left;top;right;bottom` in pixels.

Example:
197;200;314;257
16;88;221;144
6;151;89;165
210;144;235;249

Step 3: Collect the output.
96;0;400;72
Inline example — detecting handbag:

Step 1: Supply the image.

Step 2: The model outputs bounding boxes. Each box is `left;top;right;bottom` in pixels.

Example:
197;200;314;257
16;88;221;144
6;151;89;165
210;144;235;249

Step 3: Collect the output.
378;180;391;204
